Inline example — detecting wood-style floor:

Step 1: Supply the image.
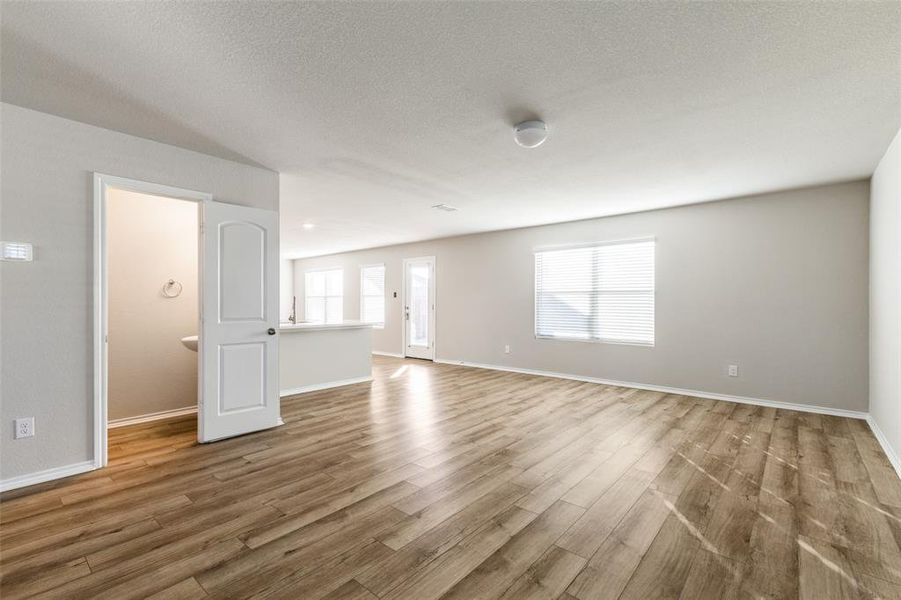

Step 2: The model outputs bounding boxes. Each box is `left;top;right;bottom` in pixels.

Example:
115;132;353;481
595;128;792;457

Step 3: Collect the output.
3;357;901;599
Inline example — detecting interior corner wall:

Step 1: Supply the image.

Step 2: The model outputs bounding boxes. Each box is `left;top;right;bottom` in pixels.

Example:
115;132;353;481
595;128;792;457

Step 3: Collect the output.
293;181;870;413
107;190;198;422
869;127;901;467
0;103;279;483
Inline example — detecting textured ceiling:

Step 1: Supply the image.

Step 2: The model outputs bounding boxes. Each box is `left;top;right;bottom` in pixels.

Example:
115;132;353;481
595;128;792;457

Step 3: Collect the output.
3;1;900;258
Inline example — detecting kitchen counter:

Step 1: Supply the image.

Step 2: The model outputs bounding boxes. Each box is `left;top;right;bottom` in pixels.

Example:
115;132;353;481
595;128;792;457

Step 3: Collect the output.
280;320;372;332
279;321;373;397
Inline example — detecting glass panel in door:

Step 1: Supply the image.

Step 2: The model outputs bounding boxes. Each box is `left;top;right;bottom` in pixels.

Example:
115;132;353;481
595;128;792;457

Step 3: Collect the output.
409;265;429;347
405;258;434;360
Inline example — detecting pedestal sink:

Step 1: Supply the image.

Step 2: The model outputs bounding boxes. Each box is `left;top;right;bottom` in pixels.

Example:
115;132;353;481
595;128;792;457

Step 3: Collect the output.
180;335;198;352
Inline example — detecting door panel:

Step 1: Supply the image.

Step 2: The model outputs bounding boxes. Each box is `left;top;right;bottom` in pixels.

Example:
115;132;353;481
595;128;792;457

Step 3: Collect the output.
219;223;266;321
404;257;435;360
218;343;266;412
201;201;280;442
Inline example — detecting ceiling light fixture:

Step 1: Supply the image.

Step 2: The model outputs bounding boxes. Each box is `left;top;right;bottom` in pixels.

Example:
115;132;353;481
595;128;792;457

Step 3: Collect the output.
513;120;548;148
302;222;315;229
431;203;458;212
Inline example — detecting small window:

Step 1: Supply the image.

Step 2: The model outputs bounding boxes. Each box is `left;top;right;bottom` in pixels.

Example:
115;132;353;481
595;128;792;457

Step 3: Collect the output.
360;264;385;328
305;269;343;323
535;238;655;346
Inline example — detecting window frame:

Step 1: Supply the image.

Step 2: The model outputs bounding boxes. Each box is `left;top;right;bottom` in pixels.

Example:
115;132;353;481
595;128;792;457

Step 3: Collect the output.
533;236;656;347
359;263;386;329
304;267;344;324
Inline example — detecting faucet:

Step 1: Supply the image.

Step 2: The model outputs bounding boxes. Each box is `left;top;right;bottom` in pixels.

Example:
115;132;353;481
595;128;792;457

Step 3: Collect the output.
288;295;297;324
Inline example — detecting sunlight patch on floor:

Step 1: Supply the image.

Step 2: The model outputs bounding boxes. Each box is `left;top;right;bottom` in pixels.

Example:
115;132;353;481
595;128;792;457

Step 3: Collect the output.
390;365;409;379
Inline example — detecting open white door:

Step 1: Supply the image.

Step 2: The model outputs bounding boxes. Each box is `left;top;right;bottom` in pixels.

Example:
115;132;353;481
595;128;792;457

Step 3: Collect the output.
200;201;281;442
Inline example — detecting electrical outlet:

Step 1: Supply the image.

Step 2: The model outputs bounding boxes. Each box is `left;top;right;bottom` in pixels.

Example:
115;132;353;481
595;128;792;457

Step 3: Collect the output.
504;345;511;354
14;417;34;439
728;365;739;377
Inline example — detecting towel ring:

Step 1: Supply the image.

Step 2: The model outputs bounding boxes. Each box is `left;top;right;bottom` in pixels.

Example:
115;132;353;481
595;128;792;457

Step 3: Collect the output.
162;279;183;298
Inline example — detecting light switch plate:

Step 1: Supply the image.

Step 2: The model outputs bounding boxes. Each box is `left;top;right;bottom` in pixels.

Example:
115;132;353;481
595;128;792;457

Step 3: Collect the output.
1;242;33;262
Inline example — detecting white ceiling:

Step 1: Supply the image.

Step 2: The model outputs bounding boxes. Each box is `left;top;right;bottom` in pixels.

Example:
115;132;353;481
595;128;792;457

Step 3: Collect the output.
3;2;900;258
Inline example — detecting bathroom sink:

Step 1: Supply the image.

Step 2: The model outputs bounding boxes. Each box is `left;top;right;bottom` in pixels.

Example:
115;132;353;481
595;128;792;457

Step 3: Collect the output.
180;335;198;352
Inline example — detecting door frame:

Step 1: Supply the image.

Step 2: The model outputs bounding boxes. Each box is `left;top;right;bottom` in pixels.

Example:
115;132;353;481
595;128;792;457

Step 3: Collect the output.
93;173;211;469
401;256;437;360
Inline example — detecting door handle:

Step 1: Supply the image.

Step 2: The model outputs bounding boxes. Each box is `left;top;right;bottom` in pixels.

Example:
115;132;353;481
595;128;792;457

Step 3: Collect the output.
267;328;276;335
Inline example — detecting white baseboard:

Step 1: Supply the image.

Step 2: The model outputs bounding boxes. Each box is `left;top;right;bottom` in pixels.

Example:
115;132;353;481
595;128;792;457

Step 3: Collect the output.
1;460;95;493
280;375;373;397
434;358;868;420
108;406;197;429
372;351;404;358
866;416;901;479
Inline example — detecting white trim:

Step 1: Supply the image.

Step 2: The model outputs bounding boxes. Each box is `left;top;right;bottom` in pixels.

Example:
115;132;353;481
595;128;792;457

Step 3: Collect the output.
94;173;210;471
866;416;901;479
303;265;345;273
434;358;868;420
532;235;657;253
280;376;373;397
402;256;437;361
1;461;95;493
93;174;104;469
108;406;198;429
372;351;404;358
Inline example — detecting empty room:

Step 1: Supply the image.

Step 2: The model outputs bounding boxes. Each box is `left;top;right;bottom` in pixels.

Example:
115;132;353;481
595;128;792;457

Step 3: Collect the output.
2;1;901;599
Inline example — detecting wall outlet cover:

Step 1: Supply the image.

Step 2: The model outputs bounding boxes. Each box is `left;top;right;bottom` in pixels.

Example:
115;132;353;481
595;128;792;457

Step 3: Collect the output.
728;365;739;377
14;417;35;439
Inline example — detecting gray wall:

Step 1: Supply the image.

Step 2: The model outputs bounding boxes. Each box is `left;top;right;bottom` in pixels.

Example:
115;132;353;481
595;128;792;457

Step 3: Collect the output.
0;103;278;481
870;128;901;461
294;181;869;412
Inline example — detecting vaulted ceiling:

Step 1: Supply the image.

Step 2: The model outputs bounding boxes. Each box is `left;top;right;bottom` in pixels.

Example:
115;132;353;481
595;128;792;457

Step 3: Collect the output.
3;1;900;257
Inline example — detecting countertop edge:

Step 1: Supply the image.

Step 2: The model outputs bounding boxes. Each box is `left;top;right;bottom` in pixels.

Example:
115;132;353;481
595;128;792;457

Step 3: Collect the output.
280;322;373;333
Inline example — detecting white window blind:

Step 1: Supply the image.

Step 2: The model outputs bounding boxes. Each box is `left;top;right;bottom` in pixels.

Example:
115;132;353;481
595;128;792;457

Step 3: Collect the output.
360;264;385;327
305;269;343;323
535;239;655;345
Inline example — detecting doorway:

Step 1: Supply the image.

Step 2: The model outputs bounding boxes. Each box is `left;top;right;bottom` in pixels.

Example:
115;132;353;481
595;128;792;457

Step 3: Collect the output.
402;256;436;360
93;174;282;470
94;175;207;468
106;188;199;437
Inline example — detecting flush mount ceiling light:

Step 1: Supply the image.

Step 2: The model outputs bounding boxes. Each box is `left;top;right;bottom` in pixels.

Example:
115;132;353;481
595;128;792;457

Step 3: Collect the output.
431;203;458;212
513;120;548;148
302;222;315;229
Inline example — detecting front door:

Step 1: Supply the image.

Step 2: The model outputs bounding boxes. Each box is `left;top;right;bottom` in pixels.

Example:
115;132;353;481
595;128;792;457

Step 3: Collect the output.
200;201;281;442
403;256;436;360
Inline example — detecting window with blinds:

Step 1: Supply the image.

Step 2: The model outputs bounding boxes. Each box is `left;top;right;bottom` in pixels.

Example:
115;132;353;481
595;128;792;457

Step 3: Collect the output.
305;268;343;323
360;264;385;327
534;239;655;346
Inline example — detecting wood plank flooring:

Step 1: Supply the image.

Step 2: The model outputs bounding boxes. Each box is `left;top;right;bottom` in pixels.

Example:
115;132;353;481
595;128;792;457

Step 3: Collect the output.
3;356;901;599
